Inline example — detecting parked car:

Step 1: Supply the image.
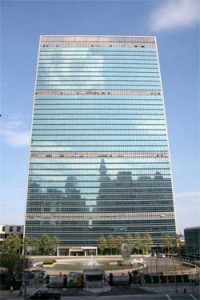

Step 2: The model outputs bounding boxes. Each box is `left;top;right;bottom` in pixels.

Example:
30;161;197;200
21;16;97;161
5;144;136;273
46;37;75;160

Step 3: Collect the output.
27;290;60;299
157;253;166;258
31;270;46;278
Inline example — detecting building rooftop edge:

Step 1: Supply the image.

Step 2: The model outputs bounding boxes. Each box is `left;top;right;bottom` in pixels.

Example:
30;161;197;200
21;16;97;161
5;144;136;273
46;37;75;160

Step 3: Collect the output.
0;224;24;226
40;34;156;37
184;226;200;230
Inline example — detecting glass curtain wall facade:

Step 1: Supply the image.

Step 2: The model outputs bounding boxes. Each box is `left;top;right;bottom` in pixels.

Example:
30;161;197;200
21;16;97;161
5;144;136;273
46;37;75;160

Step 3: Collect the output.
25;35;176;247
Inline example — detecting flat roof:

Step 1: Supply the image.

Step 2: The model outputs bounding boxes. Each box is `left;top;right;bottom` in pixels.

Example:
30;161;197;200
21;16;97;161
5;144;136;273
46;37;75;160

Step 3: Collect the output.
184;226;200;230
83;269;104;275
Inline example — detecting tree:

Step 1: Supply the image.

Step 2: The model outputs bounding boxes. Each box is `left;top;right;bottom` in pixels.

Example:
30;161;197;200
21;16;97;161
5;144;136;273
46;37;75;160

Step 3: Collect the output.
143;232;153;254
107;235;117;255
24;237;40;255
50;236;59;255
115;235;124;254
0;253;21;283
39;234;52;255
175;234;184;255
133;233;143;254
30;238;40;255
164;235;173;254
23;235;59;255
23;236;33;254
97;236;108;255
38;234;60;255
0;253;32;284
2;234;22;254
125;233;133;250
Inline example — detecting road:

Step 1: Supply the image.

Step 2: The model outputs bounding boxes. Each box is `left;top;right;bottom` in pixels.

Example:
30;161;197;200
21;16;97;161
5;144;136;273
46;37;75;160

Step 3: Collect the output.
1;284;200;300
60;296;199;300
0;294;199;300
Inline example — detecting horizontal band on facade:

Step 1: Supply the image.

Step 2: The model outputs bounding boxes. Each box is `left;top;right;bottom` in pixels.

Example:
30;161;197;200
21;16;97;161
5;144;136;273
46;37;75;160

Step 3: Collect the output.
40;43;156;49
30;151;169;159
35;90;162;96
39;35;156;49
26;211;174;221
40;36;156;43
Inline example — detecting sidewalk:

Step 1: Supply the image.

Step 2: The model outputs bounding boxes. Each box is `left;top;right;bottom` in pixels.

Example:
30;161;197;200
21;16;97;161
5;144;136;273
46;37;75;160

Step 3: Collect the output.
0;287;38;300
139;283;200;295
0;290;22;299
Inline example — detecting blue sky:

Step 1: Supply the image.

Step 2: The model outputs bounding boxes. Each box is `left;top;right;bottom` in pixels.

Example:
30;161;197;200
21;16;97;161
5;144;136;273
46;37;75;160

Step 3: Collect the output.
1;0;199;234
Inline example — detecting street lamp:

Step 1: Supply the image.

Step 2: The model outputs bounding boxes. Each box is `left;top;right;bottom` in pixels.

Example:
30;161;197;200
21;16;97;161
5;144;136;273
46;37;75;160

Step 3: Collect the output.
155;258;160;284
22;241;27;300
175;265;177;293
172;255;177;293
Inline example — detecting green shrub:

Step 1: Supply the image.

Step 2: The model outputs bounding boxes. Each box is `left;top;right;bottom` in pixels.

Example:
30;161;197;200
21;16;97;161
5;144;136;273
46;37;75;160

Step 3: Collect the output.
43;259;56;265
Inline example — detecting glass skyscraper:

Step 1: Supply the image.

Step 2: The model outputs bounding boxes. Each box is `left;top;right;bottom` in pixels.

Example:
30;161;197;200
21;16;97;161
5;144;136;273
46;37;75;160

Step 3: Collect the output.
25;35;176;249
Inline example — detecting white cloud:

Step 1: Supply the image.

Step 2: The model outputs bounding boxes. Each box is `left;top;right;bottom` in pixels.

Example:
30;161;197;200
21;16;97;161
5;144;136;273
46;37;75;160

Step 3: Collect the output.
149;0;200;32
0;114;30;147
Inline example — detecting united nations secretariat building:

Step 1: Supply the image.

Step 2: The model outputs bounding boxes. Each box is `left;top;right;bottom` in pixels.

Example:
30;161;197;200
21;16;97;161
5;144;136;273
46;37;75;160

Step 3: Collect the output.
24;35;176;256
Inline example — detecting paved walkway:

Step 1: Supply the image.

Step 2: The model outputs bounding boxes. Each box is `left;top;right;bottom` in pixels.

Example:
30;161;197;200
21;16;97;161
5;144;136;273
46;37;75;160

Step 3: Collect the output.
0;283;199;300
0;290;22;299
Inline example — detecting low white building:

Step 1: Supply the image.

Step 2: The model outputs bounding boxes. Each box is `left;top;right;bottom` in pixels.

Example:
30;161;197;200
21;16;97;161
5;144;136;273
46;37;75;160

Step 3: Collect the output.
83;269;105;288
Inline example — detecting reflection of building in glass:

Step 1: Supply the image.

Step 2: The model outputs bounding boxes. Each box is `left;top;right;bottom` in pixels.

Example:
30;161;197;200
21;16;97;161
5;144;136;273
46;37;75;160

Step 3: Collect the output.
25;35;176;248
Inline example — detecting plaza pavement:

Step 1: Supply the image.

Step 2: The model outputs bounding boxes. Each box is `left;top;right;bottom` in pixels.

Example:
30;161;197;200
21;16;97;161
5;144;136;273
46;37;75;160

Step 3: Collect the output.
1;256;199;300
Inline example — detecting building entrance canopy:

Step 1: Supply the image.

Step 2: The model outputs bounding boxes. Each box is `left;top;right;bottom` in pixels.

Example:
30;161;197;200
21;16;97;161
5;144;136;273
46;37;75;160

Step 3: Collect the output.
57;246;97;256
